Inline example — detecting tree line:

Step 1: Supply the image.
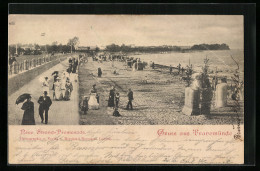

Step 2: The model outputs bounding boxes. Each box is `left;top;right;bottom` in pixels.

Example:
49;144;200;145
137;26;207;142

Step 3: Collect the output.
190;43;230;50
9;36;80;56
105;44;182;53
104;43;230;53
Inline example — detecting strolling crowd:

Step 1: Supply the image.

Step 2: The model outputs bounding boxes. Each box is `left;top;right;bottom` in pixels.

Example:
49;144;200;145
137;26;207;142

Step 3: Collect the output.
80;84;134;117
19;56;78;125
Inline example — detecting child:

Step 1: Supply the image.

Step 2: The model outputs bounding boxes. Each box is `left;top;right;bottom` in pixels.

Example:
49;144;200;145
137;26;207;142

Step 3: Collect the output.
113;107;121;117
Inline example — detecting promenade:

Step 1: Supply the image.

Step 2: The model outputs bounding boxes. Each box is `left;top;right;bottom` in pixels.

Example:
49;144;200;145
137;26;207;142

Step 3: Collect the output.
8;57;79;125
8;54;244;126
78;58;244;125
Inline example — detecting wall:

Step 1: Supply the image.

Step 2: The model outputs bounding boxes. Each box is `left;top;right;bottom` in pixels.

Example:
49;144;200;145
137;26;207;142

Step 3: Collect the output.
8;57;67;95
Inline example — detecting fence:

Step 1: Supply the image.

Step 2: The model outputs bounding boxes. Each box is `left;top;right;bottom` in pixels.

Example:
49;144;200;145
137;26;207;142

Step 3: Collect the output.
8;55;55;77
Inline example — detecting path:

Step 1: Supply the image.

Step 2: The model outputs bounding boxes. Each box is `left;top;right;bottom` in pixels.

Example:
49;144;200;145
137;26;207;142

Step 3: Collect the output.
8;57;79;125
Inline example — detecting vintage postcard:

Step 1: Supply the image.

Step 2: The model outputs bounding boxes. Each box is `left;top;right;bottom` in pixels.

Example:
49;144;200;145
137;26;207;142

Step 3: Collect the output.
8;15;244;164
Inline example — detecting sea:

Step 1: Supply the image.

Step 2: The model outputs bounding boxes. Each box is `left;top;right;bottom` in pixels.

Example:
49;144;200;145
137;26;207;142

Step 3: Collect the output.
132;49;244;74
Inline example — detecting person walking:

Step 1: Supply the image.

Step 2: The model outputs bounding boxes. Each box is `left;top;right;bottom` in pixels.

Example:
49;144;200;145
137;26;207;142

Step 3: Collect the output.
54;77;63;100
108;86;115;108
98;67;102;77
177;63;181;75
115;92;120;108
64;78;73;100
126;88;134;110
80;96;89;114
169;65;173;74
21;95;35;125
42;77;49;94
38;91;52;124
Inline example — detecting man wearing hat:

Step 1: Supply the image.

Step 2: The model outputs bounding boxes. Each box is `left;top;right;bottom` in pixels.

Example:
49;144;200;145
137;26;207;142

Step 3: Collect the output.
38;91;52;124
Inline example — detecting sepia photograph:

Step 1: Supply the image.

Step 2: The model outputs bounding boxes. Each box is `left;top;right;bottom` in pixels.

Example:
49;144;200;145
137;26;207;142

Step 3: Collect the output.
8;15;244;126
7;3;254;164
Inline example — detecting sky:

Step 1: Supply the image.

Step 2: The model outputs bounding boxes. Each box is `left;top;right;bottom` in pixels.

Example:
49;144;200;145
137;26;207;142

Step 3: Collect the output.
8;15;244;49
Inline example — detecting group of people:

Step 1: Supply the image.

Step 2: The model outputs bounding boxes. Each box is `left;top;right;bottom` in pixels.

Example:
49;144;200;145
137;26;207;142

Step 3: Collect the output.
52;72;74;101
20;90;52;125
79;84;134;117
67;57;78;74
20;56;79;125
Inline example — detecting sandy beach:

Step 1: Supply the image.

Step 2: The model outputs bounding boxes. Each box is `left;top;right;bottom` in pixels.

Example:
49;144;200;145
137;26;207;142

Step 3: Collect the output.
78;56;244;125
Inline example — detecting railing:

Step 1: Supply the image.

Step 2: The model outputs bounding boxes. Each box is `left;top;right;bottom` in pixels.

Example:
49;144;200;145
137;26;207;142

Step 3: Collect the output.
8;55;55;77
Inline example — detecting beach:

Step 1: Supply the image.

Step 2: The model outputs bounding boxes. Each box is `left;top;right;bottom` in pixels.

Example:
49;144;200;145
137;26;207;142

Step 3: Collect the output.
78;54;244;125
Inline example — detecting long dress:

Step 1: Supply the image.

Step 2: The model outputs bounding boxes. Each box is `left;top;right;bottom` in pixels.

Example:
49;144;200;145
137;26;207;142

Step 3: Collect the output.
64;82;73;100
108;89;115;107
42;80;49;94
61;77;67;97
21;101;35;125
88;93;99;110
54;81;63;100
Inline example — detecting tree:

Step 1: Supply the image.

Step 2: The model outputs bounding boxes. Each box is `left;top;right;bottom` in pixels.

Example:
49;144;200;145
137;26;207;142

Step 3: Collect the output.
34;44;40;50
67;37;80;53
95;46;100;53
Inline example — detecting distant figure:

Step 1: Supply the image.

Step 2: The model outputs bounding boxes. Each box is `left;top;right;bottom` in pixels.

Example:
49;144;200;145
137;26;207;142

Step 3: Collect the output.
72;58;78;73
9;56;17;65
181;67;184;75
21;95;35;125
108;86;115;108
126;88;134;110
215;78;228;108
115;92;120;108
113;107;121;117
177;63;181;74
67;63;72;74
98;67;102;77
169;65;173;74
212;76;218;91
152;62;155;69
42;77;49;94
80;96;89;114
38;91;52;124
68;57;72;64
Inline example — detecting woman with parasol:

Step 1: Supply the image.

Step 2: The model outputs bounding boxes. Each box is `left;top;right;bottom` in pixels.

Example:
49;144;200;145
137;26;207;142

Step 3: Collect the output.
16;94;35;125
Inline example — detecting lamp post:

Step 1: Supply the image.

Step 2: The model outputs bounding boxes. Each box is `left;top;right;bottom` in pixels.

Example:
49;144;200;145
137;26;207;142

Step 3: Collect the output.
41;33;47;55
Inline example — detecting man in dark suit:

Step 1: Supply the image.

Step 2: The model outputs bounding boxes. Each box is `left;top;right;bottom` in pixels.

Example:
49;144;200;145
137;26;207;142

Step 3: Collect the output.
126;88;134;110
38;91;52;124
